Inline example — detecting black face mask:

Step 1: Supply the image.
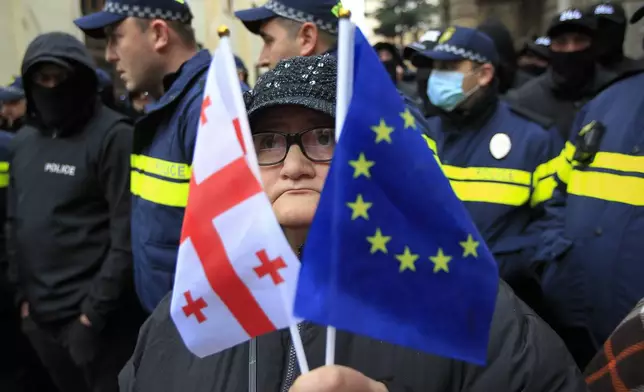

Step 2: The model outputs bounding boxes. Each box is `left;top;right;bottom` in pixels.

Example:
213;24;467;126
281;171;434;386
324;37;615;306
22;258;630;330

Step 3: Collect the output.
381;60;398;83
30;73;94;131
519;64;547;77
550;48;596;91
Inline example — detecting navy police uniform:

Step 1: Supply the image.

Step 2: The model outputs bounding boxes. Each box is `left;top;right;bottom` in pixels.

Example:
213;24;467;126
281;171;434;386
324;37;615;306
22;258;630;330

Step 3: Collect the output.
76;0;211;313
536;66;644;368
418;27;559;299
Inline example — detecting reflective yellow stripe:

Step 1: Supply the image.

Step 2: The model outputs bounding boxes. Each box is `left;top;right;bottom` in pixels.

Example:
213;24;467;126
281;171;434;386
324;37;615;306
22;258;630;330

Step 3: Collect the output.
530;157;559;206
130;171;189;208
0;161;10;188
591;152;644;174
131;154;192;180
556;142;576;184
421;134;443;171
531;176;557;206
443;165;531;186
450;181;530;206
569;170;644;206
443;165;531;206
422;134;437;155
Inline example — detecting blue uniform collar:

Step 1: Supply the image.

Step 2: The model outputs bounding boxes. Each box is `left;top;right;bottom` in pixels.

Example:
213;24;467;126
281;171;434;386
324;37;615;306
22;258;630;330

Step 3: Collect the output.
146;50;211;114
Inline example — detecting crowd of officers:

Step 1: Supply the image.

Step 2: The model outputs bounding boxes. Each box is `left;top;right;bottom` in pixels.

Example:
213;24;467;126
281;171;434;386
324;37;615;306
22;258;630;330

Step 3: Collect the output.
0;0;643;390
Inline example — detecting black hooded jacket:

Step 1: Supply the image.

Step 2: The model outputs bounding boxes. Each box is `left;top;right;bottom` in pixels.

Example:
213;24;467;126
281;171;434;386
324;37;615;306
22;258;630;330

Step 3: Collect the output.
7;32;135;330
119;282;587;392
505;67;617;142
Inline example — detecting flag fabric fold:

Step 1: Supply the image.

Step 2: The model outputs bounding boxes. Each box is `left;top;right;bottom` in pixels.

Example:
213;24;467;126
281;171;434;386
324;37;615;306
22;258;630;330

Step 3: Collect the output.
170;37;300;358
294;27;499;365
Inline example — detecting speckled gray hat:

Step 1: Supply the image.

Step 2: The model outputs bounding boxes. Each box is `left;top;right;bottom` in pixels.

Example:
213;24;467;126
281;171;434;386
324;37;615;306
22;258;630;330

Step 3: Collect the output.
244;54;337;123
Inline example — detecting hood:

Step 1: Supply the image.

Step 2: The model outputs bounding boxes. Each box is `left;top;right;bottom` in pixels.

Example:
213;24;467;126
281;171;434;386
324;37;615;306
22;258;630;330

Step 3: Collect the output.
20;32;99;134
21;32;97;82
477;19;517;93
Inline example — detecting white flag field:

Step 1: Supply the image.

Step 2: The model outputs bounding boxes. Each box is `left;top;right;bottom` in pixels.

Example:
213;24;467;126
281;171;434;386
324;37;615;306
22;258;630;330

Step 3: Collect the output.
169;34;301;359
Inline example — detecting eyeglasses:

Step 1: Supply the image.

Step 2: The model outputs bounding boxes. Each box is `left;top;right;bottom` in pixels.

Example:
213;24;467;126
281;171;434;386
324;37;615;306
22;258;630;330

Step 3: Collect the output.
252;127;336;166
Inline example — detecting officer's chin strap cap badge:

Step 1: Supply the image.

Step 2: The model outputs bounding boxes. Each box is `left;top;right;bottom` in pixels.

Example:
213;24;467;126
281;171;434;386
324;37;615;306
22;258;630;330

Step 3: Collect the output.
490;133;511;160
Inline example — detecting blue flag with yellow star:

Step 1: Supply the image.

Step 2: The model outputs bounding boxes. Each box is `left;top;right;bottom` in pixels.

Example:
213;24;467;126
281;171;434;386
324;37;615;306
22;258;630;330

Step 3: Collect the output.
294;28;499;365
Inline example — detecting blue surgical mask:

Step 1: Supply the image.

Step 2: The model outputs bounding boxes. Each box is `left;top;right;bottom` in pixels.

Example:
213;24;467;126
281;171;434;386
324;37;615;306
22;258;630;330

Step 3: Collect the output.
427;70;472;112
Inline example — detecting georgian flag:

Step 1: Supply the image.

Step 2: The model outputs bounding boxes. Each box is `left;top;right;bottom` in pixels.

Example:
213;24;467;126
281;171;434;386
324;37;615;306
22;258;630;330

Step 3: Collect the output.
170;35;300;358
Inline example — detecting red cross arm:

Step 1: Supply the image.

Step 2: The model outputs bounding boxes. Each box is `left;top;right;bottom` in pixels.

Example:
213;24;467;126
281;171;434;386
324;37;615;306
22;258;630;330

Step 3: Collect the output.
201;95;212;125
181;157;276;337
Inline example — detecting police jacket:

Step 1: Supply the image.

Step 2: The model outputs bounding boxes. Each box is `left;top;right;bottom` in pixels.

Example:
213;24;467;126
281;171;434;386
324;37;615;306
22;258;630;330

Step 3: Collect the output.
119;282;586;392
131;50;211;312
7;34;135;330
425;93;558;286
535;70;644;367
506;67;616;146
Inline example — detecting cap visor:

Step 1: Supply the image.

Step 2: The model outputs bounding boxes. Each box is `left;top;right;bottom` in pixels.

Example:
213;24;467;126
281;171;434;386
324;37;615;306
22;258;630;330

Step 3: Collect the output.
74;12;126;38
234;7;276;34
631;6;644;24
0;90;24;102
403;43;424;60
417;49;463;62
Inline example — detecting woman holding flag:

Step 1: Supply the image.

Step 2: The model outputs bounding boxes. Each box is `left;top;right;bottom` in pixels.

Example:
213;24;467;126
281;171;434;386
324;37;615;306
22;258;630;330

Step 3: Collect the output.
118;19;584;391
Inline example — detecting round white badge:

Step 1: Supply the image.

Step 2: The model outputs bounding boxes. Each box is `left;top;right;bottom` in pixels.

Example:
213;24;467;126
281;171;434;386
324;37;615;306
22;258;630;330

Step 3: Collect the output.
490;133;512;160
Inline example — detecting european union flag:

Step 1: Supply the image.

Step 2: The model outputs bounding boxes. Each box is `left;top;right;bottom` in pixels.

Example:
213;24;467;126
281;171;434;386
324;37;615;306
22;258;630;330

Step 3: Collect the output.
294;29;499;365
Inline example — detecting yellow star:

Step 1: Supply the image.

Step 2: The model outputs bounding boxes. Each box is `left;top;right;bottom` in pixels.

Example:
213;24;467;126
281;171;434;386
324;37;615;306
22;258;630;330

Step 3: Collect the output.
346;194;372;220
349;153;375;179
366;228;391;254
400;109;417;130
430;248;452;273
460;234;480;258
370;119;395;144
395;246;419;272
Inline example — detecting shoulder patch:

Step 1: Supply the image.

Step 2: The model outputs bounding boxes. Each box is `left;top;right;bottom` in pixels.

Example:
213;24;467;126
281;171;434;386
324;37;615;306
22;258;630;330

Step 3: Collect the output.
507;102;555;129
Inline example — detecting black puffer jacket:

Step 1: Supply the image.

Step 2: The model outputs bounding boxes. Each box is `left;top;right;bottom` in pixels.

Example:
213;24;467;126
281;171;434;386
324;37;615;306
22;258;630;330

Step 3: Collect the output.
119;281;587;392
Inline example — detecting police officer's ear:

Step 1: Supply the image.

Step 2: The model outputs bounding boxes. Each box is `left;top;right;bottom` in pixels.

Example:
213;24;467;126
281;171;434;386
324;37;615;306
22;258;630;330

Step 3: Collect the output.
296;22;321;57
147;19;173;51
475;62;495;88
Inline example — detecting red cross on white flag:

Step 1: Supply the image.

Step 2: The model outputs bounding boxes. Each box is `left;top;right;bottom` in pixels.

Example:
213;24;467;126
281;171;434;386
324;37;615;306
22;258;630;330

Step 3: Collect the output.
170;35;300;358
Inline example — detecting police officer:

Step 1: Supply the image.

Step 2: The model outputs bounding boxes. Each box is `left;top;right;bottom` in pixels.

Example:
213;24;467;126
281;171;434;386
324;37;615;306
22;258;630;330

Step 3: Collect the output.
507;8;616;144
404;29;444;117
535;8;644;366
75;0;211;313
8;31;138;392
586;2;640;74
0;77;26;132
416;26;558;304
235;0;437;157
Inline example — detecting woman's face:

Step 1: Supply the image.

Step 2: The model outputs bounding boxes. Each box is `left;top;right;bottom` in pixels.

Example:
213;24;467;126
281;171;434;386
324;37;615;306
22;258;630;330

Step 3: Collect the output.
253;105;333;229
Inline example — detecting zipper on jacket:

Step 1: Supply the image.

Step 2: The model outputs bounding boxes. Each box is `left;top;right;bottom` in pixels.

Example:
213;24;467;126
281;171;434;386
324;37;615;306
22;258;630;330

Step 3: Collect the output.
280;323;302;392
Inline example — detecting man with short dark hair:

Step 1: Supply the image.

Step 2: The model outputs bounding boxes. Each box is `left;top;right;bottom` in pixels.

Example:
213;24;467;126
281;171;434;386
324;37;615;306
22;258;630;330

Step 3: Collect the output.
236;0;339;69
235;0;436;156
75;0;212;312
